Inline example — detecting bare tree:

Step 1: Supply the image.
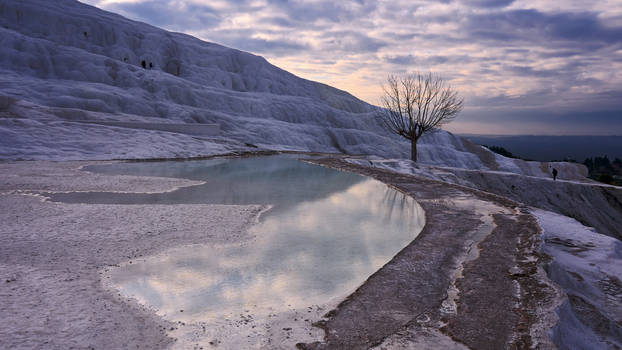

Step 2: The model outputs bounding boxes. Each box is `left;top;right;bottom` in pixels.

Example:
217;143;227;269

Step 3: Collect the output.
378;72;463;162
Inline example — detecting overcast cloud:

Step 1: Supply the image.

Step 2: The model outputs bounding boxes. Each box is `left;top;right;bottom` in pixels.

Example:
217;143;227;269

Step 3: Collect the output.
83;0;622;135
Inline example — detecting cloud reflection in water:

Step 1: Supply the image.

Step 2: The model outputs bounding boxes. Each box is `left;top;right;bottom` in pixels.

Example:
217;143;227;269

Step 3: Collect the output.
94;157;425;322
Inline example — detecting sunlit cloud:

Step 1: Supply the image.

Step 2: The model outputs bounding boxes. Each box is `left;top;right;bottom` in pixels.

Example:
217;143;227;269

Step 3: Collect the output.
82;0;622;135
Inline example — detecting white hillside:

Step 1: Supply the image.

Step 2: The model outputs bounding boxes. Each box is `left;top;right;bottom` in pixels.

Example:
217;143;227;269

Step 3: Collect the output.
0;0;393;156
0;0;585;178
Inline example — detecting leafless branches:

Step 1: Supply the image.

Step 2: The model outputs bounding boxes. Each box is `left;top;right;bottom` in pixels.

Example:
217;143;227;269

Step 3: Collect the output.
378;72;463;161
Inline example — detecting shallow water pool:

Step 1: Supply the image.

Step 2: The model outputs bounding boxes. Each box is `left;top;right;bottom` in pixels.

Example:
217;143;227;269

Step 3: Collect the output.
48;155;425;321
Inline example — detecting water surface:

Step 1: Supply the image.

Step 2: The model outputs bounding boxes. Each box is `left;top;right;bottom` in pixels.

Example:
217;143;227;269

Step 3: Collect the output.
50;155;425;321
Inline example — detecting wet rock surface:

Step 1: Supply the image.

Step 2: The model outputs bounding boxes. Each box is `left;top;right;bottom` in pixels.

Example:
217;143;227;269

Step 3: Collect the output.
298;158;559;350
1;155;565;349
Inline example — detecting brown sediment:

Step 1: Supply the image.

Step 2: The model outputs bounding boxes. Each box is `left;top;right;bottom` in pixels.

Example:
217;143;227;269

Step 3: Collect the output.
442;210;559;349
1;153;561;349
443;213;524;349
297;157;558;350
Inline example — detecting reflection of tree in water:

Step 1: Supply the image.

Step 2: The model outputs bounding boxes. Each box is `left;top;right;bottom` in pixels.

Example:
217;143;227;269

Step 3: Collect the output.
84;156;425;320
382;185;419;227
383;186;397;223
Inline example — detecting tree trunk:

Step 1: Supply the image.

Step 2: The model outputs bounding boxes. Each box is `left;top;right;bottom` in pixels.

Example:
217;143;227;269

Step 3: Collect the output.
411;138;418;162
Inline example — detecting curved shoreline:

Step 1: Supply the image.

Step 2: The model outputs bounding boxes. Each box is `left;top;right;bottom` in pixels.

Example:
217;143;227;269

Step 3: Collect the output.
298;157;561;349
0;155;561;349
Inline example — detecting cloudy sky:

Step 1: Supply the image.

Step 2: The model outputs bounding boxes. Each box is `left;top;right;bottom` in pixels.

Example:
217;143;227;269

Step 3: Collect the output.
83;0;622;135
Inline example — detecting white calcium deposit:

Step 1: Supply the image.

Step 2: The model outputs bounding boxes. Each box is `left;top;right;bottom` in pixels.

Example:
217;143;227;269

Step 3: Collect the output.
0;0;586;179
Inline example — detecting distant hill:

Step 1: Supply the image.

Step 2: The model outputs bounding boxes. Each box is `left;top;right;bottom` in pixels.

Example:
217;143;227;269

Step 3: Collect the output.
463;135;622;162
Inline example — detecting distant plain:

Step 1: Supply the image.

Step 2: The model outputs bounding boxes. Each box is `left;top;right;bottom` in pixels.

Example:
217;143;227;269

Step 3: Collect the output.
462;135;622;162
